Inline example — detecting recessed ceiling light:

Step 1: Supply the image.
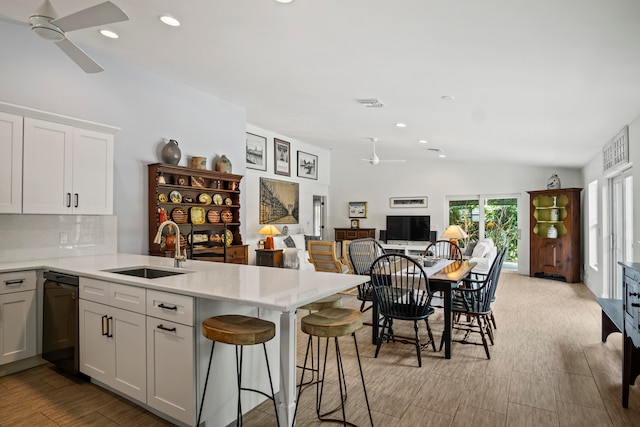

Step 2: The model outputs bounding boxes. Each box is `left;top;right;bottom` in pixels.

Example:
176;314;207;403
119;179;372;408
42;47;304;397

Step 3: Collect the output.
395;122;407;128
440;95;455;101
438;154;447;158
418;139;428;144
99;29;119;39
159;15;180;27
275;0;294;3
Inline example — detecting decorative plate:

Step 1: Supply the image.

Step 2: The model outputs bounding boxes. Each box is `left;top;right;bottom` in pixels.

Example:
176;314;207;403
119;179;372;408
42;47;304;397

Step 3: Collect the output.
169;190;182;203
207;209;220;223
224;197;233;206
190;207;205;224
171;207;187;224
221;229;233;246
188;233;208;244
198;193;212;205
209;233;222;243
212;193;223;205
221;209;233;223
158;193;168;203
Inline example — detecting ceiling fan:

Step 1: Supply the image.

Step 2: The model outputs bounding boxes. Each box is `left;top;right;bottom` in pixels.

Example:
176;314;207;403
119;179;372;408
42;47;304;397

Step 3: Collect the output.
2;0;129;73
361;138;407;165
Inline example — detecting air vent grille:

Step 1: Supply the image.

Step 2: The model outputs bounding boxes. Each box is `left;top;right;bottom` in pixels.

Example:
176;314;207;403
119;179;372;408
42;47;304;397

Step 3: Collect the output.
603;126;629;174
356;98;385;108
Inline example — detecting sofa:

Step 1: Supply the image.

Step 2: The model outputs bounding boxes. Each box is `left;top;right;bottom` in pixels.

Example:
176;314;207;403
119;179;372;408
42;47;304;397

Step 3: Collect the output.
467;238;498;274
273;233;315;270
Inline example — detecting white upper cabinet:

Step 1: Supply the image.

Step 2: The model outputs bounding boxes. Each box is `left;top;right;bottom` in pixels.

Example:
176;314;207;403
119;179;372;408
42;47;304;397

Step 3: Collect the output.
22;117;114;215
0;112;23;213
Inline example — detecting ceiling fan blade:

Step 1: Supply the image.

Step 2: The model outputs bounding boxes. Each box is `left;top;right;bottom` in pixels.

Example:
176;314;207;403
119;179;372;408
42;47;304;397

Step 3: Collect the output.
0;15;29;26
55;38;103;73
380;159;407;163
52;1;128;32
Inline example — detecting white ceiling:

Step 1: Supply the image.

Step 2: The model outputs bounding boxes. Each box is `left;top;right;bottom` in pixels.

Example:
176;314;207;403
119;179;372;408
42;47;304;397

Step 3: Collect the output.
3;0;640;168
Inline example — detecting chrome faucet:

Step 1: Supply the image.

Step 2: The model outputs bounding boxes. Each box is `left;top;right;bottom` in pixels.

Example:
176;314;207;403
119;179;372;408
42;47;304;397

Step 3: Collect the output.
153;220;186;268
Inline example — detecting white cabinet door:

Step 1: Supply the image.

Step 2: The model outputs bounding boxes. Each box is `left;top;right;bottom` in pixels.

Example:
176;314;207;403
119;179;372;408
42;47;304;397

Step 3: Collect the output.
0;112;23;213
79;299;146;401
147;319;195;425
22;117;114;215
22;117;73;214
72;128;113;215
0;290;36;365
79;299;112;383
111;306;146;402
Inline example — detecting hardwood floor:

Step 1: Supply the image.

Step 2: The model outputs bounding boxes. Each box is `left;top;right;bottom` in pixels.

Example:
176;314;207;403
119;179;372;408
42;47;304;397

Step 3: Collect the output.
2;271;640;426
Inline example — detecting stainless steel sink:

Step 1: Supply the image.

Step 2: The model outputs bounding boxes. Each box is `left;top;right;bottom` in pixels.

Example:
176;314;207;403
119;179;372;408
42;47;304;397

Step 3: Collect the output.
104;266;187;279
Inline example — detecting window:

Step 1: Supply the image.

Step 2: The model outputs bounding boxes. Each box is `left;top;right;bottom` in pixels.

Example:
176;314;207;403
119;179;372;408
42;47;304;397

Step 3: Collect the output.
588;180;598;270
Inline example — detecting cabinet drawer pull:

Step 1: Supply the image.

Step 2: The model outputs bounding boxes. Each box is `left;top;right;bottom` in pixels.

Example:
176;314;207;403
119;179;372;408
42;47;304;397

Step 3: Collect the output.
158;303;178;311
101;315;109;336
107;316;113;337
4;279;24;287
157;324;176;332
67;193;72;208
632;303;640;308
74;193;79;208
630;292;639;297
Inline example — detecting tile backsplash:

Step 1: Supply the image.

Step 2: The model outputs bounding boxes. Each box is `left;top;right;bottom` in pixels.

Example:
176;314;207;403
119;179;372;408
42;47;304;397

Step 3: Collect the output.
0;215;117;262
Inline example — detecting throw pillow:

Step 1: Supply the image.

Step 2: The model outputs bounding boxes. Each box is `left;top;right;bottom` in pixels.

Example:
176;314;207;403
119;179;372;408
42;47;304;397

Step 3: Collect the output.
471;241;491;258
283;236;296;248
463;241;477;257
291;234;306;249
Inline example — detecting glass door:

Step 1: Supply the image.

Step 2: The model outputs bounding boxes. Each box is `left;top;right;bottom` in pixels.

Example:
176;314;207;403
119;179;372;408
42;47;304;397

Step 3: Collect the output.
610;169;633;299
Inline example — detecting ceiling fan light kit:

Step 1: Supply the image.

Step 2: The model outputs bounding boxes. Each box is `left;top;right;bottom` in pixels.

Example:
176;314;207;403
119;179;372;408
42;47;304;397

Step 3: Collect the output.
361;138;407;165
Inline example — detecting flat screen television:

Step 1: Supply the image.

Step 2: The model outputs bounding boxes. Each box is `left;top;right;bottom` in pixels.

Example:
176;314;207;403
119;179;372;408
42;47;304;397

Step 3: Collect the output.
385;215;431;242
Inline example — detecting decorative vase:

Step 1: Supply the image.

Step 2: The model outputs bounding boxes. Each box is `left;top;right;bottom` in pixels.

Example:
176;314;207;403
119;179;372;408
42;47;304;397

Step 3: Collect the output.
549;196;559;221
191;156;207;170
161;139;181;165
547;224;558;238
215;155;232;173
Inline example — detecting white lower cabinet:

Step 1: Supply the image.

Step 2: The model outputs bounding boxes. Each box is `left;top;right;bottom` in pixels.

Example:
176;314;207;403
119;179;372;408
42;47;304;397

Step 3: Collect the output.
0;271;37;365
79;279;147;403
146;290;195;425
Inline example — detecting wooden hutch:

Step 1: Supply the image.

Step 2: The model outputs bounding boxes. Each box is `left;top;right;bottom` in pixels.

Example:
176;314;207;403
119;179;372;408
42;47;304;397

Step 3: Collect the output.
528;187;581;282
148;163;248;264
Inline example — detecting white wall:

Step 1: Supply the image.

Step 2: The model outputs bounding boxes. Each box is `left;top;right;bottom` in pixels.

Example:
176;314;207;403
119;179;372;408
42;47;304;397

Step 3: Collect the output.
0;23;246;256
244;124;330;264
329;155;582;274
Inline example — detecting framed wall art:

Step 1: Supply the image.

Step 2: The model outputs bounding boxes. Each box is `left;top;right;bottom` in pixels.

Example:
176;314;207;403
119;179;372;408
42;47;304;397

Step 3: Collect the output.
297;151;318;180
389;196;428;208
246;132;267;171
348;201;368;218
274;138;290;176
259;177;299;224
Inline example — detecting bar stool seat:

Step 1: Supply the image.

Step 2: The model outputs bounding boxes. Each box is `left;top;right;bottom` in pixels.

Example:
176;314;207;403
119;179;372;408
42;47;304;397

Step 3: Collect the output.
295;308;373;426
299;294;342;312
197;314;280;427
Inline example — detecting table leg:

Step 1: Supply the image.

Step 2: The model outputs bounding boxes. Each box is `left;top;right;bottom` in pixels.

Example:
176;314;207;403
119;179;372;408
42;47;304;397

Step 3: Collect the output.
279;310;297;425
444;287;452;359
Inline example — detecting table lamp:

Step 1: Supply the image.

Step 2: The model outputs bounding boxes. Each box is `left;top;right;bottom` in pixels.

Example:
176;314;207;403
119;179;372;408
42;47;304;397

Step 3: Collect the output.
258;225;281;250
440;225;468;248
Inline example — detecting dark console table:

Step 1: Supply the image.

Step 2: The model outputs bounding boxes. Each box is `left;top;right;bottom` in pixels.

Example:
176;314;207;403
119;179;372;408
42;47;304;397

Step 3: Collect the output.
621;262;640;408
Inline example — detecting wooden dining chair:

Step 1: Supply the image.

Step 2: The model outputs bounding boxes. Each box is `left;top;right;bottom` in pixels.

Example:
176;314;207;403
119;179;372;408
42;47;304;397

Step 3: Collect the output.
348;238;385;313
424;240;463;261
307;241;349;273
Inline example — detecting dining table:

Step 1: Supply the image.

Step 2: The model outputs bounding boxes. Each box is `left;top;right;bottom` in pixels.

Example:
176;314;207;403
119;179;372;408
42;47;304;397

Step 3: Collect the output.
369;258;476;359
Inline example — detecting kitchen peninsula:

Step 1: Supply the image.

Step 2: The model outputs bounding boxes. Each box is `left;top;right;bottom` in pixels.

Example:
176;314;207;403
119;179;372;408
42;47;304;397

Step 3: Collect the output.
0;253;367;427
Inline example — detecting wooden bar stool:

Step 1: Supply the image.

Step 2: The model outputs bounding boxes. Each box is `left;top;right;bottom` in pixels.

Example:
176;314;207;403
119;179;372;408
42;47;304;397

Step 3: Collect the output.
197;314;280;427
297;295;343;387
294;308;373;426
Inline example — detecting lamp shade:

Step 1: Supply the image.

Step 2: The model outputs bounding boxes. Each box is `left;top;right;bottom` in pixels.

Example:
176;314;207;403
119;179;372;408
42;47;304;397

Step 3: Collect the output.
258;225;281;236
440;225;468;240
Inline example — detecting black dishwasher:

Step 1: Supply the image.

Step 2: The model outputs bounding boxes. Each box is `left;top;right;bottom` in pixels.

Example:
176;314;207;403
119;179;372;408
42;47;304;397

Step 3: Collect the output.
43;271;80;375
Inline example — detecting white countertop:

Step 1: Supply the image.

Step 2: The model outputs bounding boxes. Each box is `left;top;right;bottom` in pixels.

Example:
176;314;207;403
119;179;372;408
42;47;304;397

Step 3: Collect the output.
0;254;367;312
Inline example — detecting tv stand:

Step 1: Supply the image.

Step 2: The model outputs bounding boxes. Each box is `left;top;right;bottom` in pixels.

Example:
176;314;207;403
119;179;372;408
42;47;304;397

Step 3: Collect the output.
382;243;430;257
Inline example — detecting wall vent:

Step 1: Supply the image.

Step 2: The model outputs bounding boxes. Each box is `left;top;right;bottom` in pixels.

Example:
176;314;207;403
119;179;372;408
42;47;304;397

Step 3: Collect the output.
356;98;385;108
603;126;629;174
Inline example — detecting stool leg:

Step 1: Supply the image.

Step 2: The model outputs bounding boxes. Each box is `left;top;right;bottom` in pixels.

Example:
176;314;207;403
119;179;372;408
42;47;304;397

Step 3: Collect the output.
261;342;281;427
293;335;314;425
236;345;244;426
353;333;374;427
334;336;348;426
197;340;216;427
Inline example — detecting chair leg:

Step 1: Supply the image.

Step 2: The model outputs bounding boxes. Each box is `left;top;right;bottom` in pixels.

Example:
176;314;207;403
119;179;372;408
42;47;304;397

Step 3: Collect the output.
196;340;216;427
484;315;495;345
477;317;491;359
413;321;422;368
424;319;436;351
490;311;497;329
374;317;389;358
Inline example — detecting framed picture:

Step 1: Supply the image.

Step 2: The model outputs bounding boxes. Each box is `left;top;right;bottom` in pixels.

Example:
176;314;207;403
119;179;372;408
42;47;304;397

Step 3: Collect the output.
390;197;428;208
349;201;368;218
246;132;267;171
351;219;360;228
274;138;290;176
297;151;318;180
259;177;299;224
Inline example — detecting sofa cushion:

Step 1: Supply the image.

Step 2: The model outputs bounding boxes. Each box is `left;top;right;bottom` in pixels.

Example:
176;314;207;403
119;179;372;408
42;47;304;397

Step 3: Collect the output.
290;234;306;250
283;236;296;248
471;241;492;258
